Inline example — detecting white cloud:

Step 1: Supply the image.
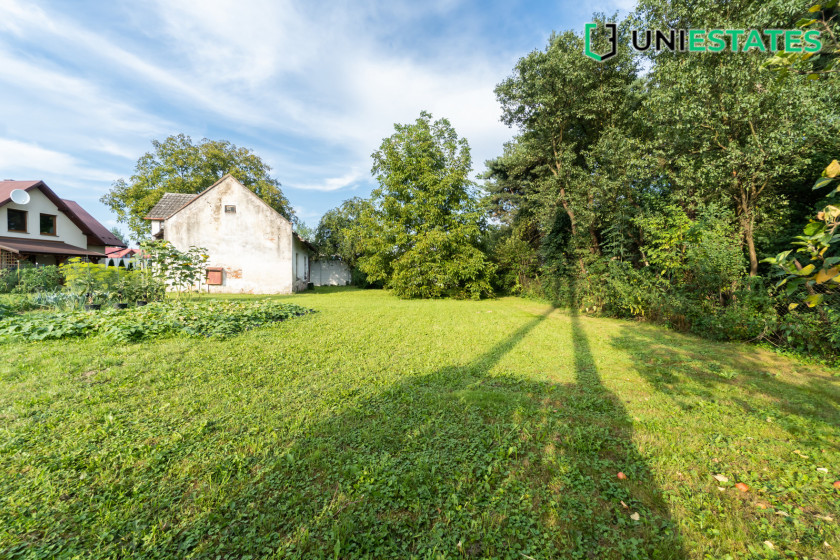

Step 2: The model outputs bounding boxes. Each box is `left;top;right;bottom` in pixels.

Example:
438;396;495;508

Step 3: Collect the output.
0;139;118;182
144;0;515;170
0;0;528;224
288;170;366;192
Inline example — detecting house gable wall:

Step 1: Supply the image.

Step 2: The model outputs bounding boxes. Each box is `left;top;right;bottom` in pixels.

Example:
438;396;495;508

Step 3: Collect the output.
0;187;87;248
163;176;295;294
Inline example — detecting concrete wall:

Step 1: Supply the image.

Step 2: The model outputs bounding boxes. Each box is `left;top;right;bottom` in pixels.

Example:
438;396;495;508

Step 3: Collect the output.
0;187;87;248
311;259;352;286
164;176;296;294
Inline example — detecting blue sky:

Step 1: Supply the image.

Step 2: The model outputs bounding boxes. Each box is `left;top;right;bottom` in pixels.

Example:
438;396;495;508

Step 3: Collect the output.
0;0;633;234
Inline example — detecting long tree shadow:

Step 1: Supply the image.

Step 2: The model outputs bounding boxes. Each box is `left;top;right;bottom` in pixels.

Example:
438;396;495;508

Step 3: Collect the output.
611;324;840;450
89;293;685;558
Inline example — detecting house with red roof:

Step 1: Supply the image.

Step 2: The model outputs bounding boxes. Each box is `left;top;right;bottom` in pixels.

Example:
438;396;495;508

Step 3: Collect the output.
104;246;140;268
0;180;126;269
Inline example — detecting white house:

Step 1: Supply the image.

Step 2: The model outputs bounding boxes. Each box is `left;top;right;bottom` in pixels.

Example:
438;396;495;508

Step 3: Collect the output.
145;174;349;294
0;180;125;269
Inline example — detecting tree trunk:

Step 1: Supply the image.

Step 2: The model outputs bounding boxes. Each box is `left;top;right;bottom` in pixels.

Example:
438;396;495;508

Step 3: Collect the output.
558;187;577;235
557;186;586;275
741;212;758;276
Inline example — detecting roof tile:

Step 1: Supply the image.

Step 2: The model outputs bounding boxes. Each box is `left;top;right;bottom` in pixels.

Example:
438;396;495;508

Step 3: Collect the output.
144;193;198;220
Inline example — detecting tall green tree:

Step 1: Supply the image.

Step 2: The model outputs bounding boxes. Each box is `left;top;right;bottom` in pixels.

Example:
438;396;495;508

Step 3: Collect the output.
102;134;293;239
488;19;640;278
636;0;840;275
358;112;494;299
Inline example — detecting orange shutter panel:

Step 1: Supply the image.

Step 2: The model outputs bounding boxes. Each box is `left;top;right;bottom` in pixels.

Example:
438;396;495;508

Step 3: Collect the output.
206;267;223;285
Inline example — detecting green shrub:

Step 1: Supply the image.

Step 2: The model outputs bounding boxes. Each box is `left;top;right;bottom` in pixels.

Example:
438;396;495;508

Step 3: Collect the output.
60;259;165;305
390;229;495;300
29;291;84;312
686;280;778;341
683;208;745;302
579;260;668;318
0;265;63;294
0;300;313;343
772;310;829;356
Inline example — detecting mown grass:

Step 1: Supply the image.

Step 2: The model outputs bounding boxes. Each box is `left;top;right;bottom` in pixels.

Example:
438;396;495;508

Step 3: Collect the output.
0;287;838;559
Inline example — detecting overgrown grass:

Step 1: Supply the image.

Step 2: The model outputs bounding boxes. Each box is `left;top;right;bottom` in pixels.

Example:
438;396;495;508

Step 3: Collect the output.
0;288;837;559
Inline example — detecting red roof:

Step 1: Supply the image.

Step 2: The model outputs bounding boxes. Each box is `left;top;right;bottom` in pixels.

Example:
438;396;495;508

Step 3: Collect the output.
105;247;138;258
62;199;125;247
0;181;42;206
0;180;126;248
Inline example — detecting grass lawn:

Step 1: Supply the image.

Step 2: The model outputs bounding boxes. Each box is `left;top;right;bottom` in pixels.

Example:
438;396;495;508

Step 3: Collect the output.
1;288;838;559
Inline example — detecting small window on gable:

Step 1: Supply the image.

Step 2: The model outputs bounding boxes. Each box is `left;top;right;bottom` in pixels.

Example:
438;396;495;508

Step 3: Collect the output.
40;214;57;235
224;205;236;214
7;209;27;232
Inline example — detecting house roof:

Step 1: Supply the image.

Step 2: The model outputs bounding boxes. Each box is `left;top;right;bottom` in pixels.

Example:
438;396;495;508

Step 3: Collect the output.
62;199;126;247
0;237;106;257
0;181;41;204
0;180;126;248
293;232;317;253
105;247;138;258
144;193;198;220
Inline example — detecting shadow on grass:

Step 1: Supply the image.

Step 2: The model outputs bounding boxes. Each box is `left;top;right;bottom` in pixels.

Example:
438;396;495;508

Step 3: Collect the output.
154;283;685;559
11;289;684;558
610;325;840;448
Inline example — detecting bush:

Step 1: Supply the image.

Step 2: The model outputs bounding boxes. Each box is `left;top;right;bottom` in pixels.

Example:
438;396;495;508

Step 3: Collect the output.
389;229;495;300
772;309;831;357
686;278;778;341
61;259;165;305
0;265;62;294
578;260;668;318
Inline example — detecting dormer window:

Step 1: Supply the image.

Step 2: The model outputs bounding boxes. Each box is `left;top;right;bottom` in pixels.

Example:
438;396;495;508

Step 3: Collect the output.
224;205;236;214
7;209;27;232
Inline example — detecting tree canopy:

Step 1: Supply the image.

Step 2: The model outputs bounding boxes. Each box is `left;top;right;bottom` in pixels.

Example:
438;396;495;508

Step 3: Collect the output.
102;134;293;240
480;2;840;358
356;112;494;299
314;197;370;267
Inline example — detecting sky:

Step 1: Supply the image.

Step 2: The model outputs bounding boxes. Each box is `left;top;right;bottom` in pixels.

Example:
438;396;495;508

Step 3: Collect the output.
0;0;634;234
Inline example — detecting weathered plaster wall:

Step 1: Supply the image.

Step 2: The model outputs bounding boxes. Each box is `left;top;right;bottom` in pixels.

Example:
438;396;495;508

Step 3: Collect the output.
164;176;295;294
311;259;352;286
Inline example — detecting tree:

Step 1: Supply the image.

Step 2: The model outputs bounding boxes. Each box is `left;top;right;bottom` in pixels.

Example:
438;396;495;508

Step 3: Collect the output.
764;0;839;78
109;227;128;245
636;0;840;276
357;112;495;299
102;134;293;239
314;197;370;267
490;20;639;275
293;221;316;243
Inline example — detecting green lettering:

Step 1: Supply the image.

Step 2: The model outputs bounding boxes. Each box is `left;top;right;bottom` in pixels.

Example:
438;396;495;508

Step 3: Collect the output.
688;29;706;52
707;29;726;52
742;29;766;52
764;30;785;52
785;30;803;52
724;29;745;52
803;29;822;53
